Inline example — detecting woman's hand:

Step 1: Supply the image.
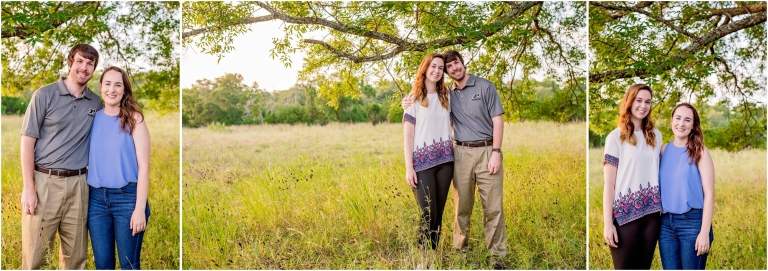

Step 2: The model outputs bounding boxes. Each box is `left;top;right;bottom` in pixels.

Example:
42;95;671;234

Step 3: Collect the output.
406;168;418;188
695;232;710;256
604;223;619;248
130;208;147;236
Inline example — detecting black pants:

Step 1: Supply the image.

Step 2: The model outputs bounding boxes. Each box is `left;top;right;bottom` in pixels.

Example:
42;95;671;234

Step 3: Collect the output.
412;162;454;249
610;213;662;269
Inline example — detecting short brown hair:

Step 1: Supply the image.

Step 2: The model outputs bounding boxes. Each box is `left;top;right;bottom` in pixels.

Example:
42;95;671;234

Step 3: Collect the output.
442;50;464;67
67;44;99;68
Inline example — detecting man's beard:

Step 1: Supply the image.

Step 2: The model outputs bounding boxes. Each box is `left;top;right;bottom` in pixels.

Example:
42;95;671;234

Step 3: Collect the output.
70;70;92;86
450;72;465;82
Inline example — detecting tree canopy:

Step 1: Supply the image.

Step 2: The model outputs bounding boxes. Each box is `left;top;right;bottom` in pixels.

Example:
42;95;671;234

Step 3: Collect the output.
589;1;766;151
1;1;179;113
183;1;586;122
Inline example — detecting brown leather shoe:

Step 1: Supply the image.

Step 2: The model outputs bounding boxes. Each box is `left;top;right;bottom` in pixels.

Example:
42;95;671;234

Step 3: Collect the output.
492;259;505;270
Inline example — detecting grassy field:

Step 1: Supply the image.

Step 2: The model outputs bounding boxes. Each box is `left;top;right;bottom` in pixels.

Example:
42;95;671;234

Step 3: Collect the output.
182;121;586;269
1;113;180;269
588;147;767;269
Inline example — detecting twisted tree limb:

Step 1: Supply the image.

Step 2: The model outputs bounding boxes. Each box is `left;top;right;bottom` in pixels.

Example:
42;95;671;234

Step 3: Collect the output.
183;1;543;63
1;2;99;39
589;10;765;83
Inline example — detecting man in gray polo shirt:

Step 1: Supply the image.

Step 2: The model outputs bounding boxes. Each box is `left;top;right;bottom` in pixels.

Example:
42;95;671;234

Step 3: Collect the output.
20;44;103;269
403;50;506;265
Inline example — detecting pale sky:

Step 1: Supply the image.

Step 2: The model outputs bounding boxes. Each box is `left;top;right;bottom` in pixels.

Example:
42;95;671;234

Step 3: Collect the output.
182;20;306;92
181;20;585;93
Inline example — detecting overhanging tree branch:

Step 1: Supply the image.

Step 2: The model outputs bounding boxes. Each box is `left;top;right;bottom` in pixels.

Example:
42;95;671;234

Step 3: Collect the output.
184;1;543;63
1;2;100;39
590;10;765;83
182;15;277;39
591;2;700;40
703;3;766;17
604;1;654;19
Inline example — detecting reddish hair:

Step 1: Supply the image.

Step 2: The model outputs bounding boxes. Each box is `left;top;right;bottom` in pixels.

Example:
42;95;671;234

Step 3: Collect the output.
672;103;704;165
100;66;144;134
619;84;656;147
410;54;449;109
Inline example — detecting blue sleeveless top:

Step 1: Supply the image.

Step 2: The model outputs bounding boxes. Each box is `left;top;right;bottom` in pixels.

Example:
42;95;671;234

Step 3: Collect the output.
659;142;704;214
87;110;138;188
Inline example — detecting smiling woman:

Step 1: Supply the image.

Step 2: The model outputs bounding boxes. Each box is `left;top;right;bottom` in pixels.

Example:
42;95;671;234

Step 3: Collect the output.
402;53;452;256
601;84;663;269
658;103;715;270
87;66;151;269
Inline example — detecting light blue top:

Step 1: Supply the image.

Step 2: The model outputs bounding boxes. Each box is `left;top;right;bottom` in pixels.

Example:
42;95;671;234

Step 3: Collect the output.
87;109;138;188
659;142;704;214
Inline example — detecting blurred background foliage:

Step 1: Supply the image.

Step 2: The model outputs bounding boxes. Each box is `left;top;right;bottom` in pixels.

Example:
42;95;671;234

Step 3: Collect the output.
1;1;180;114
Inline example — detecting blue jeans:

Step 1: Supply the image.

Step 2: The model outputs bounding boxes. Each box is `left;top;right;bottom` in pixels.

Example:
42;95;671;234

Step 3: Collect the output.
659;209;713;270
88;183;150;270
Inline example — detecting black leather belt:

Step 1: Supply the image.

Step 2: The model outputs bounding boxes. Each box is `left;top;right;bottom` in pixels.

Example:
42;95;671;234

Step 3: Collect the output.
35;165;87;177
455;139;494;147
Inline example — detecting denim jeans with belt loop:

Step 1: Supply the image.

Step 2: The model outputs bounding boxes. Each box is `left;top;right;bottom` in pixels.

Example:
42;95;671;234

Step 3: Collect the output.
87;182;150;270
659;209;714;270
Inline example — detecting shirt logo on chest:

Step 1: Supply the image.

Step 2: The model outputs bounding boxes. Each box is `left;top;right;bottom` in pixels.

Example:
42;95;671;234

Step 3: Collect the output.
471;93;481;100
88;108;96;116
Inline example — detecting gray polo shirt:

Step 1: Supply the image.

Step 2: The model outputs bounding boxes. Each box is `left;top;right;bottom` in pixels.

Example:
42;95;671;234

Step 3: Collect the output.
21;77;103;170
449;74;504;142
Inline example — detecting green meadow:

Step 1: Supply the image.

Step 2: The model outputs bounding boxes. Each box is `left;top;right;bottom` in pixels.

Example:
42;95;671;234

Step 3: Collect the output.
588;147;767;269
182;121;586;269
1;113;180;269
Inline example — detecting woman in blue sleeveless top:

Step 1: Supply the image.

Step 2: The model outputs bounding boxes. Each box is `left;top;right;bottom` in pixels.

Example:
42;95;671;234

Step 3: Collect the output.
87;66;151;270
658;103;714;270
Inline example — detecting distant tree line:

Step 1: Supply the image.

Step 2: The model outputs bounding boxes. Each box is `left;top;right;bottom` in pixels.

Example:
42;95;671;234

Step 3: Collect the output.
181;73;577;127
2;69;179;115
588;101;766;151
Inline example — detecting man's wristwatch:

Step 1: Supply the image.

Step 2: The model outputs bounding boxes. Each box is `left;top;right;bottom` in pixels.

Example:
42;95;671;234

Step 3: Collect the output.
492;148;502;154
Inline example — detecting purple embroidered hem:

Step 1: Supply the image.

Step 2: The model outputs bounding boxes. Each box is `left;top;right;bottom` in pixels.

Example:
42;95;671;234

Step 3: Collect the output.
613;183;662;226
413;138;454;172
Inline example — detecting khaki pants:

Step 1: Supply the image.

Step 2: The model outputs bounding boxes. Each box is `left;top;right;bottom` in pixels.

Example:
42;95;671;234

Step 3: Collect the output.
452;145;507;257
22;171;89;270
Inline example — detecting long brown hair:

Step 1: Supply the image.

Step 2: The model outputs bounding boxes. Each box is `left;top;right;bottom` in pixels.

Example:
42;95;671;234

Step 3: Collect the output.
100;66;144;134
619;84;656;147
410;54;449;109
672;103;704;165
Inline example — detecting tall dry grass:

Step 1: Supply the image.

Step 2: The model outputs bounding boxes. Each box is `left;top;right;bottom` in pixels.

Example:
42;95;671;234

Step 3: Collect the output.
1;113;180;269
588;147;766;269
182;121;586;269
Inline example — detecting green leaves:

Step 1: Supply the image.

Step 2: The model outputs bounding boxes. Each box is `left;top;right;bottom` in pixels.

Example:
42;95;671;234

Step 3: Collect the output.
589;1;766;151
182;1;257;61
182;73;263;127
183;1;586;122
